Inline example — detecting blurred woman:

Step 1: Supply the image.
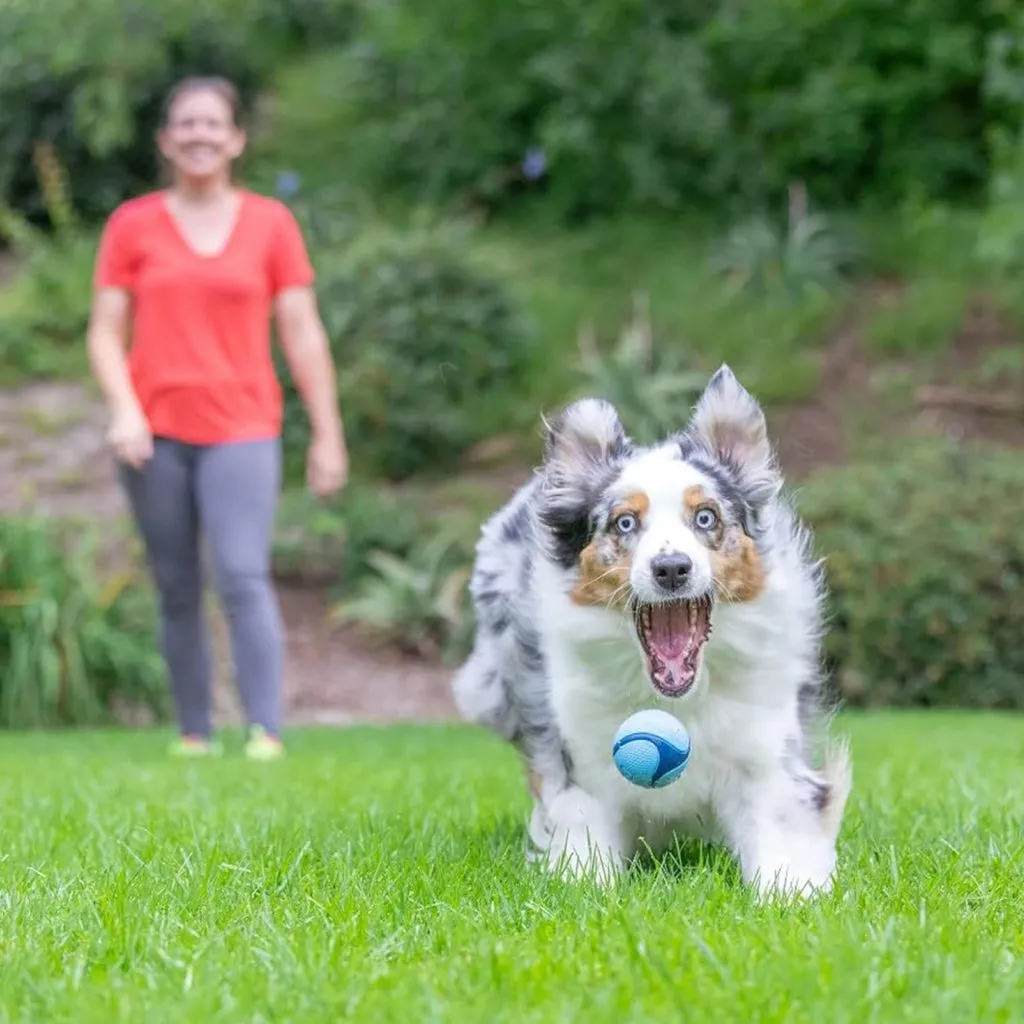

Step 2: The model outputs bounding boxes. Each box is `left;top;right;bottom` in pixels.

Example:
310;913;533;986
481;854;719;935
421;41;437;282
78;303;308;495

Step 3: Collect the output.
87;76;348;760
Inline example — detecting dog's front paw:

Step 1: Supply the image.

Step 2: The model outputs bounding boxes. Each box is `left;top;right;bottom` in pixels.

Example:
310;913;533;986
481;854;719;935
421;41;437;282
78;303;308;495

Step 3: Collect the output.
751;860;835;901
528;786;626;887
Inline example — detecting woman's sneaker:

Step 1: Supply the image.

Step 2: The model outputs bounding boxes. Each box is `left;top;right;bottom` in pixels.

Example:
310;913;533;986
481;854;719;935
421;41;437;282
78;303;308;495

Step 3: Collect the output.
245;725;285;761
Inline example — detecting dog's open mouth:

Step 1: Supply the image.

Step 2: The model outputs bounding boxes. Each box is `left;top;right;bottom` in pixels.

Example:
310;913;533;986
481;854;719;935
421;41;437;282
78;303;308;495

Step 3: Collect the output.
633;597;713;697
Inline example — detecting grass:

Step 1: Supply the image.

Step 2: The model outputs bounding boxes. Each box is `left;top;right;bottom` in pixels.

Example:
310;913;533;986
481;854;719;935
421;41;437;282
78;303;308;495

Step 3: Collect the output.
863;276;973;357
1;712;1023;1022
467;213;840;411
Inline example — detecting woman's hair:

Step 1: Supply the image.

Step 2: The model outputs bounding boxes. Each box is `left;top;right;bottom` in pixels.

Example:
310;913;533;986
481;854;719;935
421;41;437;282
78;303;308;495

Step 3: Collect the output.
161;76;243;128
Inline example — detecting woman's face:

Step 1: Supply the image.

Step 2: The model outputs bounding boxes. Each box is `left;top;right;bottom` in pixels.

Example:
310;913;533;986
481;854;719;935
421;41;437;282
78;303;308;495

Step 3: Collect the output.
158;89;245;186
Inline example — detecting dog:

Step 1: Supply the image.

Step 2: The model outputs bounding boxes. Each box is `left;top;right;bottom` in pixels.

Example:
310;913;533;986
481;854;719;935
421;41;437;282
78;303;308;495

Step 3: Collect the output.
452;365;851;897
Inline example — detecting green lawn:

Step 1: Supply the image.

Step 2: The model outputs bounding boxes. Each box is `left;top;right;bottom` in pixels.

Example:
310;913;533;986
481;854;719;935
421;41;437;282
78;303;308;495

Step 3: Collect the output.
1;712;1023;1022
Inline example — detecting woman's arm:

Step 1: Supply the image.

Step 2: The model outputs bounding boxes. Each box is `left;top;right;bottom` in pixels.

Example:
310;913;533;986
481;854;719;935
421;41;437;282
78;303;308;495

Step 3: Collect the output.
87;288;152;467
275;285;349;494
87;289;137;410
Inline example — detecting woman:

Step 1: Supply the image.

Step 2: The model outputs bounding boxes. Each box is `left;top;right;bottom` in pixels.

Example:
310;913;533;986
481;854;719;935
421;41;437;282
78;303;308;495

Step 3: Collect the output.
87;76;348;760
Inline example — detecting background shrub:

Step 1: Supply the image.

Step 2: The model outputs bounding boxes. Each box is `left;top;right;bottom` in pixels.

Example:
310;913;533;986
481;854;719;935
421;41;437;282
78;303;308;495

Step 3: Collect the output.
2;0;1020;224
0;151;95;382
340;0;736;218
0;519;168;728
331;529;476;663
278;223;537;481
574;294;707;446
0;0;358;222
335;0;1015;219
272;483;421;588
0;231;94;383
802;440;1024;709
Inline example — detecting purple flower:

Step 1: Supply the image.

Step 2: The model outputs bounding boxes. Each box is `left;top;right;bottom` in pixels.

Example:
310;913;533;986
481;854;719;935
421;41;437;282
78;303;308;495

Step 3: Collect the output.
275;170;302;199
522;147;547;181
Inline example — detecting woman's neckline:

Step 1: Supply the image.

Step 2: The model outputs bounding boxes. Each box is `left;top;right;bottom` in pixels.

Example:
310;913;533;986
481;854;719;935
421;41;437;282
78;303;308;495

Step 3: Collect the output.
160;187;248;260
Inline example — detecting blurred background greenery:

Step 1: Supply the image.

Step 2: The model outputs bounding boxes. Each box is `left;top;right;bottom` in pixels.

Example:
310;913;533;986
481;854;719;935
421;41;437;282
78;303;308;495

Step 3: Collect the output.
1;0;1023;728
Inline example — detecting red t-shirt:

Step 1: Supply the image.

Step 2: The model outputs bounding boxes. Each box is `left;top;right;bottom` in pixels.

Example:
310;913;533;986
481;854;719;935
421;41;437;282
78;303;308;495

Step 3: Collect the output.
93;189;315;445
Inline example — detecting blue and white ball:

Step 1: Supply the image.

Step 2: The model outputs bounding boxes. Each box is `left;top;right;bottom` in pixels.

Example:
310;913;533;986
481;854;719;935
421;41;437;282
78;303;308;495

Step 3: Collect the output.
612;709;691;789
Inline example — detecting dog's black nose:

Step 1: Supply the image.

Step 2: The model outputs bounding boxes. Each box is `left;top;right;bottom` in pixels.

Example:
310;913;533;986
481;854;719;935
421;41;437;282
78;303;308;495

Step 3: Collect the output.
651;552;693;592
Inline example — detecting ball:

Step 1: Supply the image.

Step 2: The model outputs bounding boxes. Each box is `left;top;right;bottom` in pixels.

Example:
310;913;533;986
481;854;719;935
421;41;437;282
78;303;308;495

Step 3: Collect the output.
611;709;691;789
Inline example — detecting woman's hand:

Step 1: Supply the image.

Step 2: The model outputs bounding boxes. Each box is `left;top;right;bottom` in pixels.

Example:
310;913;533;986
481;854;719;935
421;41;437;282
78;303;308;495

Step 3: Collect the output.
108;400;153;469
307;431;349;497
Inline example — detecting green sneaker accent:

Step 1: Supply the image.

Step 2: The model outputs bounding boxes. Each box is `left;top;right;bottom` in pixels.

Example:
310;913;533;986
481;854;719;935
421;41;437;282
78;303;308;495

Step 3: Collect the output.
245;725;285;761
168;735;222;759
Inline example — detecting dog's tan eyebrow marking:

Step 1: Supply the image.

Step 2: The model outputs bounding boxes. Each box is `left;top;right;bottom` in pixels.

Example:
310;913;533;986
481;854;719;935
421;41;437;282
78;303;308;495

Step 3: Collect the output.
684;485;724;544
611;491;650;521
683;484;715;516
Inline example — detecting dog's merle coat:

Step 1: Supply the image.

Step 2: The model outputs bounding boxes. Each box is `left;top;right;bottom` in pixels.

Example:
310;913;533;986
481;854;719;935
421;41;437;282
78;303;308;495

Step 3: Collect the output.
454;366;851;894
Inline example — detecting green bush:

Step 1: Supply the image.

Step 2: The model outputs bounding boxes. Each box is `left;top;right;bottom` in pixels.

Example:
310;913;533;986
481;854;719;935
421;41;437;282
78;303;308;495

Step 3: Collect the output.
0;146;96;382
862;277;973;356
272;483;421;588
0;0;358;221
331;530;475;663
279;223;536;480
802;441;1024;709
574;294;707;447
0;519;168;728
701;0;998;208
0;220;96;383
340;0;735;218
336;0;1014;218
711;190;864;301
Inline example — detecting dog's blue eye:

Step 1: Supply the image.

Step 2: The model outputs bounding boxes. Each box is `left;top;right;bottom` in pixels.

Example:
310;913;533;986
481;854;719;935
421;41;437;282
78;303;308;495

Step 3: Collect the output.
615;513;638;535
694;508;718;531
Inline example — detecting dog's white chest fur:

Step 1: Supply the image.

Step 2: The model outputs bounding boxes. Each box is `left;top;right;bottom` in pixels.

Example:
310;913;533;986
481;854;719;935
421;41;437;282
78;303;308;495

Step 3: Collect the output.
540;585;798;852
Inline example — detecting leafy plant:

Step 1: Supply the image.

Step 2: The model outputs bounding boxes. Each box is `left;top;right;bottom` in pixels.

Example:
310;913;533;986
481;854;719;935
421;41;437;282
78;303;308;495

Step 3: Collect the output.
711;185;862;299
863;277;973;357
801;440;1024;710
334;0;1012;219
338;0;734;219
976;126;1024;275
278;223;536;481
977;5;1024;274
575;293;707;445
272;483;421;588
0;518;168;728
0;145;96;382
0;0;360;221
330;532;474;662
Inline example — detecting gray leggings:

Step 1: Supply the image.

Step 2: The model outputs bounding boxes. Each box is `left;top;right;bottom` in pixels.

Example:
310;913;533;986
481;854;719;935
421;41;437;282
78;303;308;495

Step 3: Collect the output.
120;437;283;738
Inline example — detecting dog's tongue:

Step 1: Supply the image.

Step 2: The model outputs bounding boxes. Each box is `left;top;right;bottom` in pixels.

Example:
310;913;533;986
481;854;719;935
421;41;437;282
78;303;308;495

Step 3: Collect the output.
649;601;706;670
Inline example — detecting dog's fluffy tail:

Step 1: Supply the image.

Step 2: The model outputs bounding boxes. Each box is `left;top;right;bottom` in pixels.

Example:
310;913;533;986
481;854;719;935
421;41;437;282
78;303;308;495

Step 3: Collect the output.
451;642;517;740
821;736;853;842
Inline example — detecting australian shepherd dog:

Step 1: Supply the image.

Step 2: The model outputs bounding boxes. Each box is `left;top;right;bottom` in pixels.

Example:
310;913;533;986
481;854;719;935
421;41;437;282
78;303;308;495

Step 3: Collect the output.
452;366;851;897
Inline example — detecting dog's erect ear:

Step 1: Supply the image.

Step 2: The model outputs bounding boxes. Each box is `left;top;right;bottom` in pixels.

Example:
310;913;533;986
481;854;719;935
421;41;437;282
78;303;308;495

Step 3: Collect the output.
688;365;781;508
539;399;632;568
543;398;631;476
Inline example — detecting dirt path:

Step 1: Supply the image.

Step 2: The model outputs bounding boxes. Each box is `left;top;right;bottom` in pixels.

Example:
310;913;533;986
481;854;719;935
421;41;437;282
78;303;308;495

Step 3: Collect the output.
0;381;457;727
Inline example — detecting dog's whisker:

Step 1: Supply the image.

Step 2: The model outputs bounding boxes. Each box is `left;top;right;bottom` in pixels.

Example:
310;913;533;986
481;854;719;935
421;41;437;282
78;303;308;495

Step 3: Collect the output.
587;566;624;588
711;572;740;603
602;580;632;611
